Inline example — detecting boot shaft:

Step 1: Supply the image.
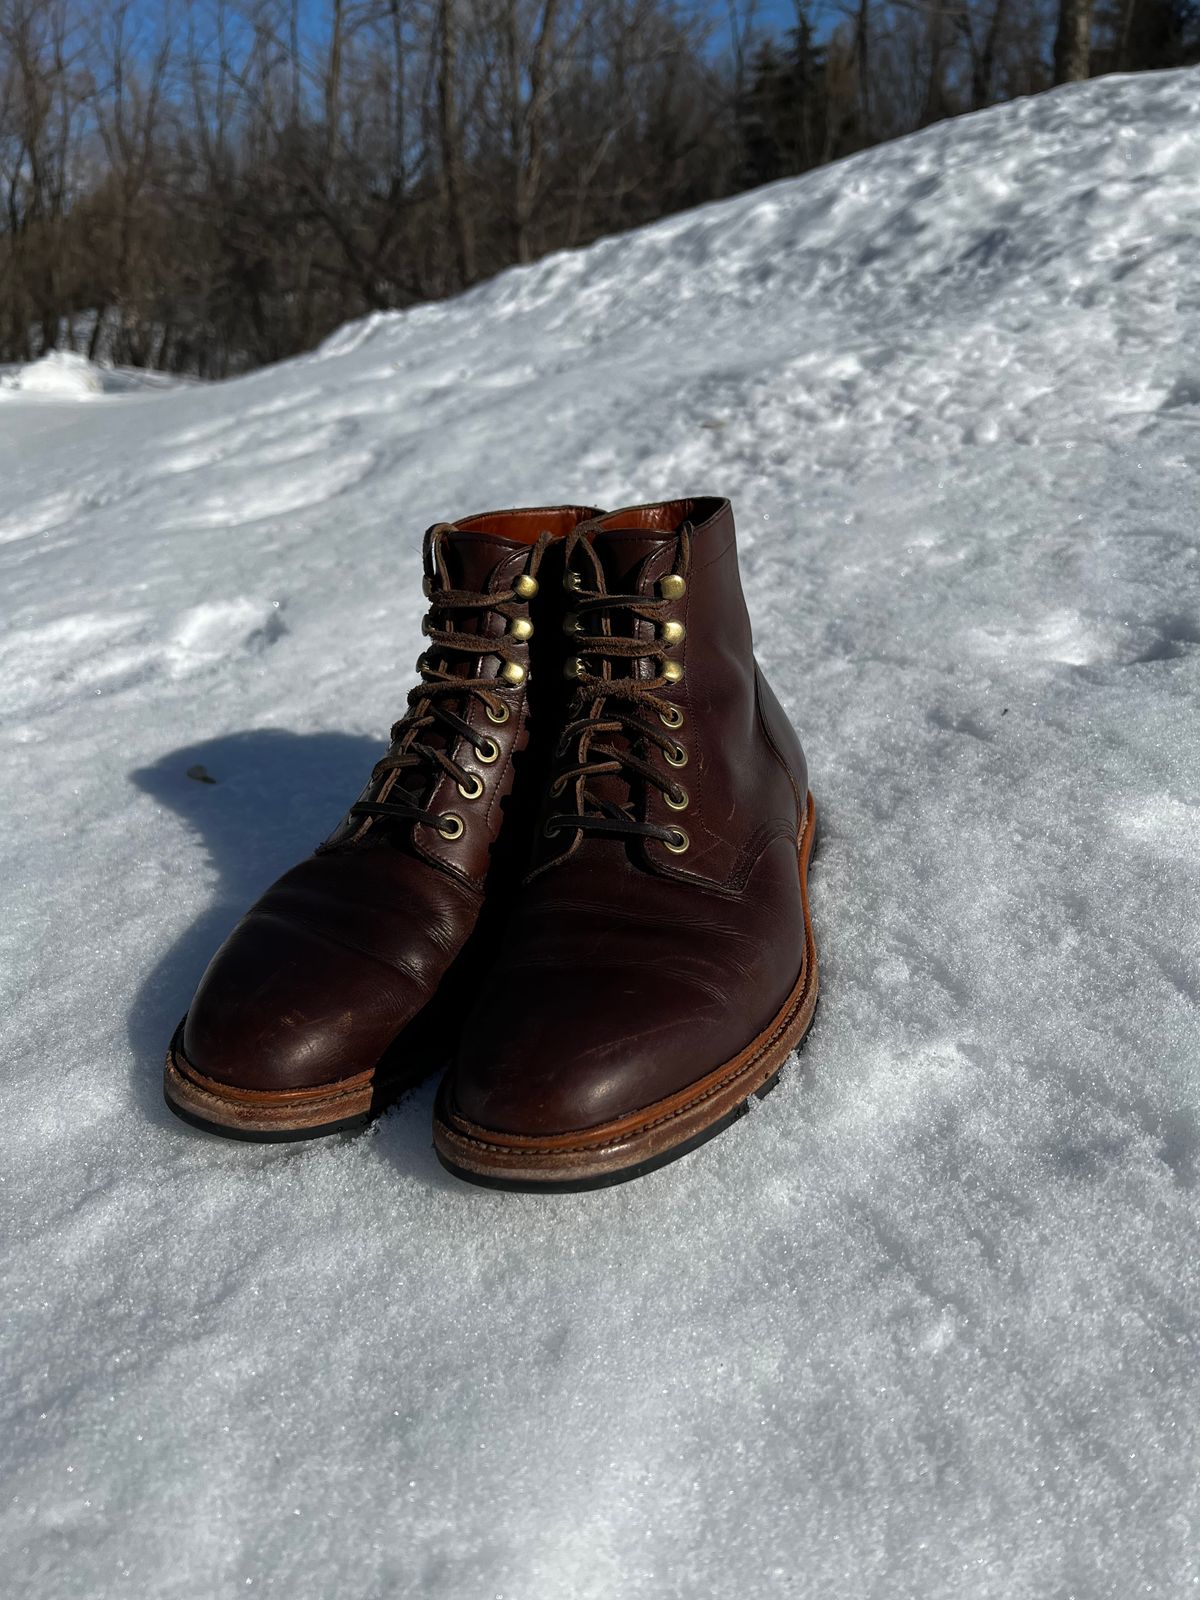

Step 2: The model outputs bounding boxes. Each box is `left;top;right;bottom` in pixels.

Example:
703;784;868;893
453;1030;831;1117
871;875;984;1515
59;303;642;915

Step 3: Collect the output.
538;496;807;886
324;503;602;887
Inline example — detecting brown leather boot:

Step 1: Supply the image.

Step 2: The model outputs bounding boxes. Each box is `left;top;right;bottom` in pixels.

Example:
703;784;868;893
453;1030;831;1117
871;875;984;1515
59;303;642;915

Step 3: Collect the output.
164;504;603;1139
433;496;819;1189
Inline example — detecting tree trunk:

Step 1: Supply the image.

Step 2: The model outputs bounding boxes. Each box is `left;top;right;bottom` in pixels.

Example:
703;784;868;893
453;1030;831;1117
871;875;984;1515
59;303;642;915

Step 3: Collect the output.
1053;0;1094;82
921;0;948;126
436;0;473;286
1115;0;1138;69
516;1;560;265
979;0;1007;108
324;0;343;179
854;0;871;139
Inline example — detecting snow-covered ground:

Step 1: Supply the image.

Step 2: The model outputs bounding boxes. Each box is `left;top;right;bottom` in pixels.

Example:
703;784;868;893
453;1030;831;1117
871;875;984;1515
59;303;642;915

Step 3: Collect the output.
4;69;1200;1600
0;349;185;398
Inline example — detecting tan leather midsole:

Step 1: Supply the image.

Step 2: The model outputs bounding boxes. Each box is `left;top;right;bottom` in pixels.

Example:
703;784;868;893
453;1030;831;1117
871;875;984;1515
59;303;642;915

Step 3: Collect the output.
163;1024;386;1131
167;1028;377;1106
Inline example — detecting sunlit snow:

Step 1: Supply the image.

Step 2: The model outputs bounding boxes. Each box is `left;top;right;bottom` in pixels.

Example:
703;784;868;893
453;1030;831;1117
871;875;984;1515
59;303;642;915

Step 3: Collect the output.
3;71;1199;1600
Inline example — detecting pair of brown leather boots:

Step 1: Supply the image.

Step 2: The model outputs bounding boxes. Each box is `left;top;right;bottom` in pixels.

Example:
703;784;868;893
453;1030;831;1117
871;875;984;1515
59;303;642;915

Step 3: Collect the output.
164;497;819;1190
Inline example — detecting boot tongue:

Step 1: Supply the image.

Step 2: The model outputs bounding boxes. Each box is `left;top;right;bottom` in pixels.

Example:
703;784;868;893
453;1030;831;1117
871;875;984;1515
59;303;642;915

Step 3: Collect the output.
429;527;527;663
570;526;680;821
438;527;525;603
379;528;525;811
587;527;675;593
579;526;679;674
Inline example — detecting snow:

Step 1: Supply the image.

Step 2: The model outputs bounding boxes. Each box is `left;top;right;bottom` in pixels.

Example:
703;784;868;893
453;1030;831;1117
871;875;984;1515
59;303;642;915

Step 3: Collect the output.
0;350;181;400
3;69;1200;1599
3;350;105;397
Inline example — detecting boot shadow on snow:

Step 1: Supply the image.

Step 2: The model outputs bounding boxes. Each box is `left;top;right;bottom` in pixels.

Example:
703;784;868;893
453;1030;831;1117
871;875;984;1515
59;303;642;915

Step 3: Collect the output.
126;729;456;1176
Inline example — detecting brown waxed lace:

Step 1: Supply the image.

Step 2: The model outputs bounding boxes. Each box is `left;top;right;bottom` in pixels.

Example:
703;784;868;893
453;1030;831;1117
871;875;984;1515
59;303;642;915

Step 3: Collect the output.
349;528;551;837
545;524;691;849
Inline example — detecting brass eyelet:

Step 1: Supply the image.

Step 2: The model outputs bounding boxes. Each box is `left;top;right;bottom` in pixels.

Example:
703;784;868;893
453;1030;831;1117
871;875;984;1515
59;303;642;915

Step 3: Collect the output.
457;773;484;800
664;827;690;854
564;571;583;594
438;813;464;840
509;618;533;642
565;656;587;680
514;574;538;599
660;574;686;600
660;620;685;646
563;612;584;636
476;737;500;764
665;742;688;768
499;661;526;686
485;701;510;725
659;705;684;730
665;785;688;811
661;660;684;685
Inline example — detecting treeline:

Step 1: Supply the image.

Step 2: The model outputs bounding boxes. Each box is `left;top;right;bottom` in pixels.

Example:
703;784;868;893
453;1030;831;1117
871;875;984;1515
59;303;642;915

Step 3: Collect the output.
2;0;1197;377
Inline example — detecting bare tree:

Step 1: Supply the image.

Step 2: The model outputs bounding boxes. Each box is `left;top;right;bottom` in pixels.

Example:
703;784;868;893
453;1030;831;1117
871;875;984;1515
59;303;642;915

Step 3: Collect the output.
3;0;1186;377
957;0;1011;109
436;0;472;284
1054;0;1094;79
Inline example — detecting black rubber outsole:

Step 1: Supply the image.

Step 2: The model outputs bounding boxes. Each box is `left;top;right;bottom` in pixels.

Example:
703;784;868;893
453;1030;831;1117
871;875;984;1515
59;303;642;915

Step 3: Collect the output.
433;999;819;1194
162;1087;381;1143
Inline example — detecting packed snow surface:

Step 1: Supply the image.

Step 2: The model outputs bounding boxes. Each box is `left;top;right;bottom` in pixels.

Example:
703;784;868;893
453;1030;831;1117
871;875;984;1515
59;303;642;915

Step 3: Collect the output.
3;350;106;397
3;71;1200;1600
0;349;181;399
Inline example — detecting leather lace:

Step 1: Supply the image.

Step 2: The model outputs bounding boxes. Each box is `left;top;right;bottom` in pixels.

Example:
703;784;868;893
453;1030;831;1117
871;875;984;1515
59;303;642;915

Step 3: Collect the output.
350;531;548;837
545;526;690;849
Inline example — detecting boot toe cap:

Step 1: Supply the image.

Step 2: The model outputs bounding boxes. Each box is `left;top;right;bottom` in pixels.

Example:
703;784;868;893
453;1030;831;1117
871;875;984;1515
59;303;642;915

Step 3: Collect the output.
450;961;730;1136
183;911;421;1093
448;846;807;1138
180;847;481;1093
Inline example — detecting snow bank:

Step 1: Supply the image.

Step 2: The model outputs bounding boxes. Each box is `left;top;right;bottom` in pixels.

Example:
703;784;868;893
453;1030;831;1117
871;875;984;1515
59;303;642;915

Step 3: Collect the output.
2;71;1199;1600
6;350;105;397
1;351;187;399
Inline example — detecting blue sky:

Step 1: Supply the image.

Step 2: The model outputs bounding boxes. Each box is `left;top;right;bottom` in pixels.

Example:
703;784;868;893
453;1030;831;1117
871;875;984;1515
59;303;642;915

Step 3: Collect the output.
295;0;805;48
130;1;807;60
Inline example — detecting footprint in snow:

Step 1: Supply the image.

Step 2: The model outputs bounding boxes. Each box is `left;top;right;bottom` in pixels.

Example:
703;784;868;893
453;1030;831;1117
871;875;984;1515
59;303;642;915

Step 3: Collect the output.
165;598;288;676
